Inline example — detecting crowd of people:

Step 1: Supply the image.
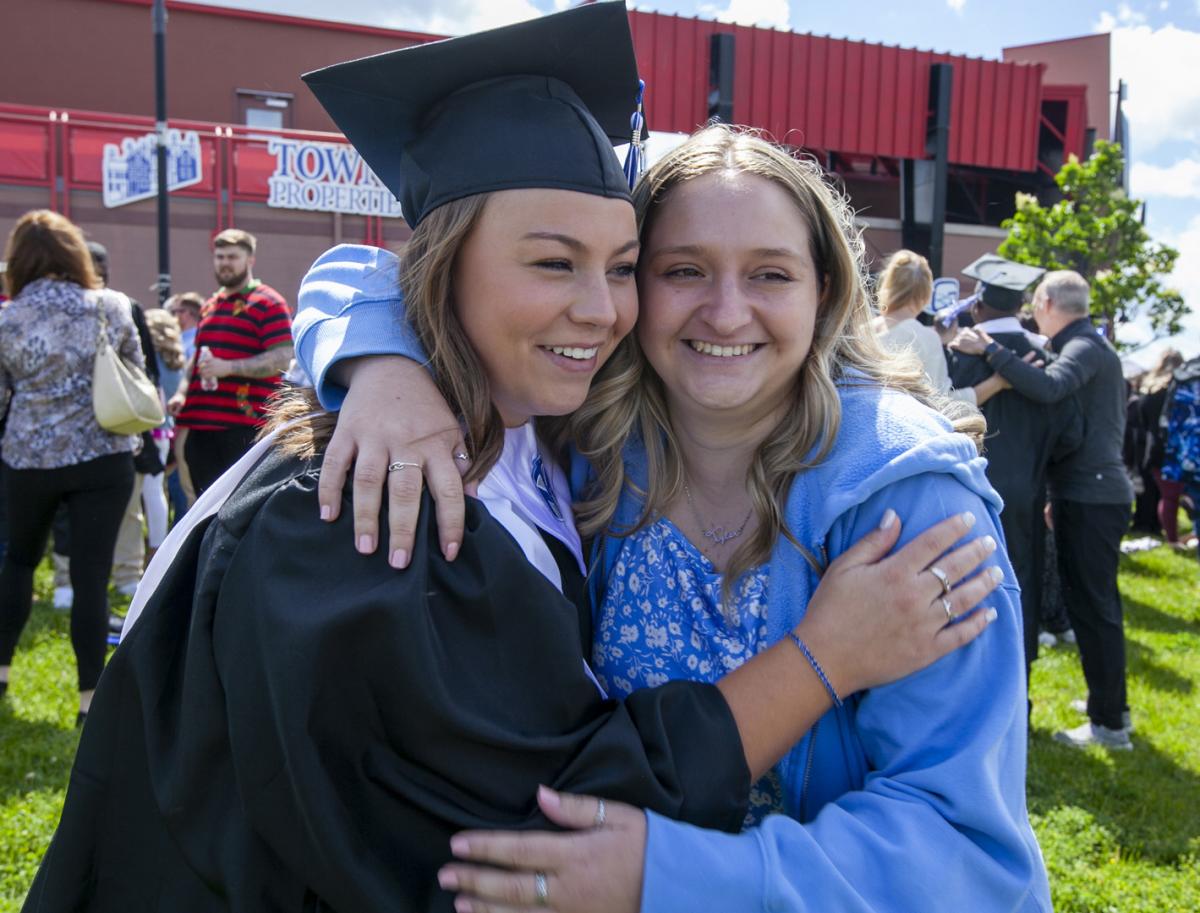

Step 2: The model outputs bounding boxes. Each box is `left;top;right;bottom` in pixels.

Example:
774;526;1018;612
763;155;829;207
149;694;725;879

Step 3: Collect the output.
0;217;293;722
0;3;1197;910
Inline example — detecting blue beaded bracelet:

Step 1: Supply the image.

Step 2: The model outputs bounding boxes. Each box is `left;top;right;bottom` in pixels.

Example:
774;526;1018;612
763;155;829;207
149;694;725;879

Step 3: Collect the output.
789;632;843;707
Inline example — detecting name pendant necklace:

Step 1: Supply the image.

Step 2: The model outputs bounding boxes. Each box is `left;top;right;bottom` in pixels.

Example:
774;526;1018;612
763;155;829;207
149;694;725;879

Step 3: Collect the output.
683;481;753;547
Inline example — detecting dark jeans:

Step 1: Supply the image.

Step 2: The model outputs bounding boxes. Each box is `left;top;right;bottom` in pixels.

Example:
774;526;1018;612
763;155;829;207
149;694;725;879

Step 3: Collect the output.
0;452;134;690
1052;499;1131;730
183;426;259;496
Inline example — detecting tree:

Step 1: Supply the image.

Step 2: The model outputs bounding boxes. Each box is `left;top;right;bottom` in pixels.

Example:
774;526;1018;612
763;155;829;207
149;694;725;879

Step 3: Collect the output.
998;140;1185;343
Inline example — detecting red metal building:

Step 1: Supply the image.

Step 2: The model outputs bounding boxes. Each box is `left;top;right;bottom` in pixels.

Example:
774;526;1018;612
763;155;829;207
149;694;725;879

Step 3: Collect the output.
0;0;1109;303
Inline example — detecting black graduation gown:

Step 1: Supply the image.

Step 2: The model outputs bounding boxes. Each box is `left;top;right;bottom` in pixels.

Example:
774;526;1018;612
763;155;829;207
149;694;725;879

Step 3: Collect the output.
24;449;749;913
947;332;1083;666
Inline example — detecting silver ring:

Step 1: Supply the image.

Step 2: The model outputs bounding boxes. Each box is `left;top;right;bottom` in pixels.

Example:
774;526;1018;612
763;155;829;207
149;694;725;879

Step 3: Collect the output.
534;871;549;907
387;461;421;473
453;451;470;462
941;596;955;624
928;565;952;596
594;798;607;828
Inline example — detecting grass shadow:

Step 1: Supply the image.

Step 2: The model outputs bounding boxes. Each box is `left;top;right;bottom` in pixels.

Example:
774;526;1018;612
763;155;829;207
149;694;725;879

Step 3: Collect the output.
1124;638;1195;696
1123;595;1200;638
1027;727;1200;862
1120;552;1200;584
0;703;79;807
1038;636;1194;697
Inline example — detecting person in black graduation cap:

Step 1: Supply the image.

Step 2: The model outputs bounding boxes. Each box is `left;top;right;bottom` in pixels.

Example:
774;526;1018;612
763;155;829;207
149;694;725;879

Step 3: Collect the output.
23;6;998;913
946;255;1084;705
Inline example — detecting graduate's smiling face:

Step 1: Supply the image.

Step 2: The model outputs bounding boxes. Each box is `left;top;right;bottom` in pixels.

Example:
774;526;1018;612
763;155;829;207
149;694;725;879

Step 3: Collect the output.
636;171;821;427
453;188;640;426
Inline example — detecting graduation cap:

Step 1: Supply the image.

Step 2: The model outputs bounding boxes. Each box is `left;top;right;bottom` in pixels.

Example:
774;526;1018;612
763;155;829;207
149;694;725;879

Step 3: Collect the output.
962;254;1046;312
302;2;642;227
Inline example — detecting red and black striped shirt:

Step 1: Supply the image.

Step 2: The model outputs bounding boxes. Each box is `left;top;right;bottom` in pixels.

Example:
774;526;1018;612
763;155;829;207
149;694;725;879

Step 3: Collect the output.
177;280;292;431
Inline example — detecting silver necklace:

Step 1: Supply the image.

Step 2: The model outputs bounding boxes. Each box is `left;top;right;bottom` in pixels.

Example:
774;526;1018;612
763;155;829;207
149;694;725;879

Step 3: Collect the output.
682;481;753;547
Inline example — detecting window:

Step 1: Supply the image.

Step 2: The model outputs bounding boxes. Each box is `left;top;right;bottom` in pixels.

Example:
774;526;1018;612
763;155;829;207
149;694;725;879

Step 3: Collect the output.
236;89;293;130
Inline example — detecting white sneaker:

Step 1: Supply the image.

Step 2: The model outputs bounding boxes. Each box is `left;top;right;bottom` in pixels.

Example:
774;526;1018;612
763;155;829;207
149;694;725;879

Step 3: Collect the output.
1060;628;1077;645
52;586;73;611
1053;721;1132;751
1070;698;1132;733
1037;631;1058;648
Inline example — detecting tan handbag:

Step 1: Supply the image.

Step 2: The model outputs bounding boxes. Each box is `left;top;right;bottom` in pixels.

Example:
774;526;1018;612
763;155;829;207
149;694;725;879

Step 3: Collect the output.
92;293;165;435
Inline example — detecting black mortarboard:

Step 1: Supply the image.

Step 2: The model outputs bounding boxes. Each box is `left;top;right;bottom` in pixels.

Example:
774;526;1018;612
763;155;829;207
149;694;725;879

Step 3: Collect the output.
962;254;1046;312
302;2;640;227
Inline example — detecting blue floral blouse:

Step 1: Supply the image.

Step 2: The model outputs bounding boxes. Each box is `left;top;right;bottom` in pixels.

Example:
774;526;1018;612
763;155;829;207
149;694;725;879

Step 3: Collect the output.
592;516;784;828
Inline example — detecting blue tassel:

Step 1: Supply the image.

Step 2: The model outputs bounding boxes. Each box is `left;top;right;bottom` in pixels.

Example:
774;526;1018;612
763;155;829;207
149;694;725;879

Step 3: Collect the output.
623;79;646;190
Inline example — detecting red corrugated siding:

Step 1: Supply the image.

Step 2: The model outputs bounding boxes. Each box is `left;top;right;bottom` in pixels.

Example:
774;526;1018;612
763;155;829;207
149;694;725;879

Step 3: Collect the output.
1042;84;1089;162
629;11;1043;172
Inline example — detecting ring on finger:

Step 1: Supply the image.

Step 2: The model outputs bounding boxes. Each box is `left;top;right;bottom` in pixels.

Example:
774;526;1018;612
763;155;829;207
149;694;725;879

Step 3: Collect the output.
453;451;470;462
928;565;952;596
534;871;550;907
387;461;421;473
594;798;607;828
940;596;955;624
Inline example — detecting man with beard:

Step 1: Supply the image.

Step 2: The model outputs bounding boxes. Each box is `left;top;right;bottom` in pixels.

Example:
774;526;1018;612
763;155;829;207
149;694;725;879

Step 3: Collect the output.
168;229;292;494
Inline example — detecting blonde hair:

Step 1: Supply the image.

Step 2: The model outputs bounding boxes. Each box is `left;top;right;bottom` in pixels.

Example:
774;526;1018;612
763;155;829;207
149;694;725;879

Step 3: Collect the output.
269;194;503;483
1141;348;1183;395
144;308;187;371
564;125;983;598
877;249;933;317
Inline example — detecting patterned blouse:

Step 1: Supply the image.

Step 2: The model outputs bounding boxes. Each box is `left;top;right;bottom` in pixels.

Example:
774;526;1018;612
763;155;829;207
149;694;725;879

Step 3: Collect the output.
592;516;785;828
0;279;142;469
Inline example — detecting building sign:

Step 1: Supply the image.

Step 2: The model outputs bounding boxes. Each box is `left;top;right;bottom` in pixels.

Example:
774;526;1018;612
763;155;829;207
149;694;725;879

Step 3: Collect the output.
266;138;404;218
102;129;202;208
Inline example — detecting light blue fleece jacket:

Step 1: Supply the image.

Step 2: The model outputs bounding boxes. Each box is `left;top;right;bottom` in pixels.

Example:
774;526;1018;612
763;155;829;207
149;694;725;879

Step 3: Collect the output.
293;244;1051;913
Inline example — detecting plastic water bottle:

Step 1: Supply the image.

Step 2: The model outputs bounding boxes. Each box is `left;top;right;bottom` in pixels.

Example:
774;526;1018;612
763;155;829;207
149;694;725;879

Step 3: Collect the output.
199;346;219;392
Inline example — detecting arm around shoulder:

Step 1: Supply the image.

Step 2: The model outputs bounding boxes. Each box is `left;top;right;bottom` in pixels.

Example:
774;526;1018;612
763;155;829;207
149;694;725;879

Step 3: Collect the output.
990;335;1097;403
292;244;428;410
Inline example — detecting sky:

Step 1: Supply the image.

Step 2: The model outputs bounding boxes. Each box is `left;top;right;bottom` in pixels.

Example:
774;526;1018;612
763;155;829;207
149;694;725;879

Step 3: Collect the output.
190;0;1200;362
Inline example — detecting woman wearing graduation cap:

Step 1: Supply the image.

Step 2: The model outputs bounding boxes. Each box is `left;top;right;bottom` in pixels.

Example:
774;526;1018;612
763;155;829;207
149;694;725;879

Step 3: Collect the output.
290;10;1048;913
23;6;1002;913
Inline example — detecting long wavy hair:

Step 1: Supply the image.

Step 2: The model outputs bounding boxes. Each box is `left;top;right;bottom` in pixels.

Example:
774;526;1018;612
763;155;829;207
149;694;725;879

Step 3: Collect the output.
269;193;504;483
563;125;983;594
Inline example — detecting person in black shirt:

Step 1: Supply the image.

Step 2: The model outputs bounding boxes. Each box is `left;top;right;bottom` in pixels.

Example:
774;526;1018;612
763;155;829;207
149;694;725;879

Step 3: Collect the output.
946;263;1083;705
955;269;1134;749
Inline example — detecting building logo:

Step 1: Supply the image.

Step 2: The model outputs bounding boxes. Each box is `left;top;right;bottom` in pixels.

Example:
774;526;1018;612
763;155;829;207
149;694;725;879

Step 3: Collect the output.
102;130;202;208
266;138;404;219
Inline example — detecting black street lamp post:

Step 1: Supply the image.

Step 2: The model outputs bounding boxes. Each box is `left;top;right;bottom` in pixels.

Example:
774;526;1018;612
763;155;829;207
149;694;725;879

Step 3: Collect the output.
153;0;170;304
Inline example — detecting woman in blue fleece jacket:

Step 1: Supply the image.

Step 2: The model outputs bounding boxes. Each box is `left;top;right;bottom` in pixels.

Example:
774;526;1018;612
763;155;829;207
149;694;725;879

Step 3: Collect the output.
290;126;1050;913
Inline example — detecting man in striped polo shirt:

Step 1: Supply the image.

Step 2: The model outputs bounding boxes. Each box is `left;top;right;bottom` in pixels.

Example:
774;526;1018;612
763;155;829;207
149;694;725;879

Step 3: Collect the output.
168;229;293;495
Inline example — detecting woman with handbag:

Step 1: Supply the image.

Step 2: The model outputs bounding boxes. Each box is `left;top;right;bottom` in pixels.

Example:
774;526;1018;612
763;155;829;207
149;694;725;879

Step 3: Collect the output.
0;209;145;724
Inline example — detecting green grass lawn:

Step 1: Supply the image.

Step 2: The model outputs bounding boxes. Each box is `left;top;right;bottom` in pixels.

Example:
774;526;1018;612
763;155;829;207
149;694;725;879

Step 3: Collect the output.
1;544;1198;912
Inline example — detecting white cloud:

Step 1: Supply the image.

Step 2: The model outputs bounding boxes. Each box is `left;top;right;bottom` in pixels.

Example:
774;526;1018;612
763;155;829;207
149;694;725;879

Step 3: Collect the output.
946;0;967;11
186;0;547;36
1095;3;1148;31
380;0;544;35
1118;213;1200;359
1106;24;1200;153
699;0;791;29
1131;159;1200;198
